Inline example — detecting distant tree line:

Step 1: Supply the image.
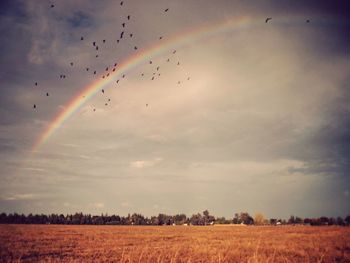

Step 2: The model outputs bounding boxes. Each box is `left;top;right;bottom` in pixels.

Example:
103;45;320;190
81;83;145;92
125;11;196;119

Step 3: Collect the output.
0;210;349;226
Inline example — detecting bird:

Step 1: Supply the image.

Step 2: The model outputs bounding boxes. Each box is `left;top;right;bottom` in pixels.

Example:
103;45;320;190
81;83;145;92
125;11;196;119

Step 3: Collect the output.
177;62;180;65
96;54;99;58
106;67;108;71
93;108;96;112
146;103;148;107
94;71;96;74
108;98;111;102
173;50;176;54
70;62;73;66
102;75;105;78
46;92;49;96
103;39;106;43
120;1;123;6
105;103;108;106
265;17;272;23
114;63;117;67
149;61;152;64
141;73;144;76
122;23;125;28
81;36;84;40
187;77;190;80
102;89;104;93
93;41;96;46
130;33;133;38
35;82;38;86
50;4;54;8
107;73;110;77
306;19;310;23
120;31;124;38
156;66;160;71
117;39;120;43
33;104;36;109
166;58;170;62
122;74;125;78
151;76;154;80
116;79;120;83
158;73;161;76
112;68;116;72
134;46;138;50
86;68;89;71
127;15;130;20
159;36;163;40
177;81;181;84
96;46;99;50
164;8;169;12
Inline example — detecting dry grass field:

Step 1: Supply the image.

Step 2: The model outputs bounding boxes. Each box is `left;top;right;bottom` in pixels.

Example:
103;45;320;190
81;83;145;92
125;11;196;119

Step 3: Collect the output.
0;225;349;262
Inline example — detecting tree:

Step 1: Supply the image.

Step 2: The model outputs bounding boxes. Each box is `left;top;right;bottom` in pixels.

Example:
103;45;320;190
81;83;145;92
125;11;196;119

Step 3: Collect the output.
254;213;266;225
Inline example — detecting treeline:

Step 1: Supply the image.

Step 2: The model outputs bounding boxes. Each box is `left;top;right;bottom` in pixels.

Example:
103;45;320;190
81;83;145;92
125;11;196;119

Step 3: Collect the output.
0;211;349;226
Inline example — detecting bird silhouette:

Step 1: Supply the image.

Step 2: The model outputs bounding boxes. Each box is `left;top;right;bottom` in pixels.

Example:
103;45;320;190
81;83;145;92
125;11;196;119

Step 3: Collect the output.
159;36;163;40
122;23;125;28
151;76;154;80
130;33;133;38
265;17;272;23
93;41;96;46
122;74;125;78
33;104;36;109
35;82;38;86
70;62;73;66
120;1;123;6
114;63;118;67
173;50;176;54
306;19;310;23
165;8;169;12
86;68;89;71
81;36;84;40
46;92;49;96
94;71;96;74
51;4;54;8
102;89;105;93
156;66;160;71
146;103;148;107
106;67;108;71
177;62;180;65
127;15;130;20
120;31;124;38
134;46;138;50
103;39;106;43
149;61;152;64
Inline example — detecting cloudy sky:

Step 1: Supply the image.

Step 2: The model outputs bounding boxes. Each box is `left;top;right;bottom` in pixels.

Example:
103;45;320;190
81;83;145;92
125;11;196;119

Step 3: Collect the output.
0;0;350;219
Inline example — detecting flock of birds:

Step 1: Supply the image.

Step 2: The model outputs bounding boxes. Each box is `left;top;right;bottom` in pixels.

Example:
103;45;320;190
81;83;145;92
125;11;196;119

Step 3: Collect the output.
33;3;311;111
33;2;179;111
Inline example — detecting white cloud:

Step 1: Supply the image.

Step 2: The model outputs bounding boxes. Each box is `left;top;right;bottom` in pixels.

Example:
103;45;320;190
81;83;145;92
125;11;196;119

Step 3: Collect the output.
2;193;37;201
130;157;163;169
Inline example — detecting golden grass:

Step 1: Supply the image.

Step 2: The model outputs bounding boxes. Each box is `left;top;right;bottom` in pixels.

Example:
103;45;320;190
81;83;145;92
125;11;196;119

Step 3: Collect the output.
0;225;349;262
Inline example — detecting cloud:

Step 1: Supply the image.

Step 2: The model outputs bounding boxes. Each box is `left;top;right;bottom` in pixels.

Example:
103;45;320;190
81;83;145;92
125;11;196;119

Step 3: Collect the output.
130;157;163;169
2;193;37;201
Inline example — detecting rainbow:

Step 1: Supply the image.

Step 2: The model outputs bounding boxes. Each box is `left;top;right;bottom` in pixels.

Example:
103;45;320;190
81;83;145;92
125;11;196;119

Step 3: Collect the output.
31;15;268;152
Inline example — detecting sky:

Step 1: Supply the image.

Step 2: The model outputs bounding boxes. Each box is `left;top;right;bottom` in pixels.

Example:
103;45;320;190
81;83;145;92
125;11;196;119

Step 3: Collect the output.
0;0;350;219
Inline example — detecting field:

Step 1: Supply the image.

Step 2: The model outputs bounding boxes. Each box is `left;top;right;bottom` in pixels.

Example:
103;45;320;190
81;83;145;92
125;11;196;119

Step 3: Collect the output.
0;225;349;262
